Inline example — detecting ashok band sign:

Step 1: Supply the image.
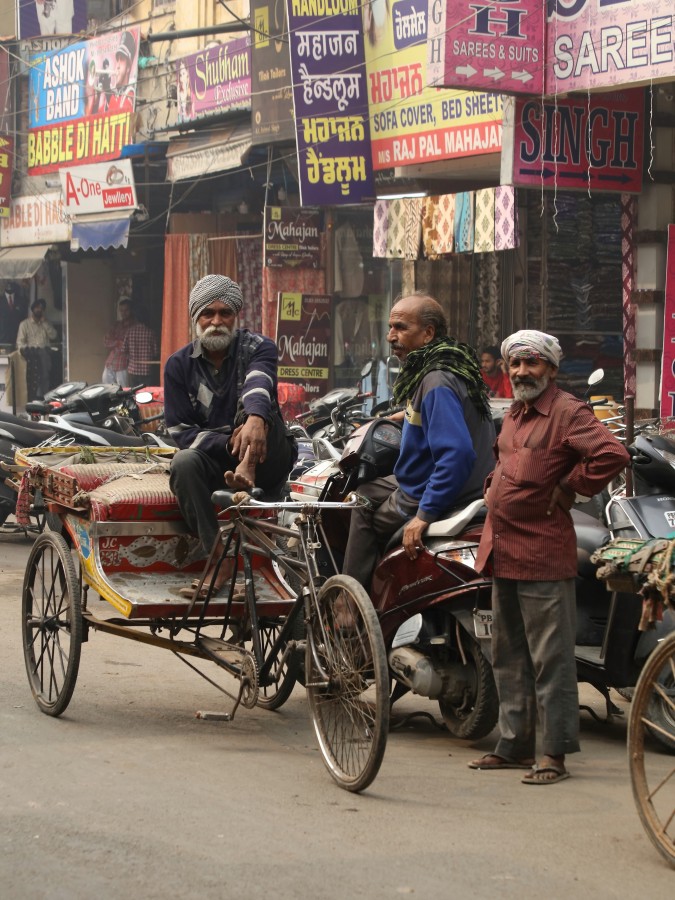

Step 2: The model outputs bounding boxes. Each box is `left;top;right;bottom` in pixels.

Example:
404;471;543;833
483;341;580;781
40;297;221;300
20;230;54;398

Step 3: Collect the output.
364;0;502;169
508;88;644;193
286;0;375;206
27;27;140;174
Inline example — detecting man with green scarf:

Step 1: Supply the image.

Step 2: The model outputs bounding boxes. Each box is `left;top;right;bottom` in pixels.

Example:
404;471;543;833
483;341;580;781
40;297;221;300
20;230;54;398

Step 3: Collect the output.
343;292;496;588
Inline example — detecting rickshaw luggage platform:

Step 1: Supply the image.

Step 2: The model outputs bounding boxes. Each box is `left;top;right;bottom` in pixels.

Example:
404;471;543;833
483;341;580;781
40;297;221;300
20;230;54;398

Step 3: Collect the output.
15;446;294;620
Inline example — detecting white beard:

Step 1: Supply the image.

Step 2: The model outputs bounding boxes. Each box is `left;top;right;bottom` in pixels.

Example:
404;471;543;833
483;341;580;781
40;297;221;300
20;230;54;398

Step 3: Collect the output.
196;322;234;353
511;373;550;403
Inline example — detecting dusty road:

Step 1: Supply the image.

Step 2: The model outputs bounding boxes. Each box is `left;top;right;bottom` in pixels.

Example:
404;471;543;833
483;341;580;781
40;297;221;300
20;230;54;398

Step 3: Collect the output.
1;527;673;899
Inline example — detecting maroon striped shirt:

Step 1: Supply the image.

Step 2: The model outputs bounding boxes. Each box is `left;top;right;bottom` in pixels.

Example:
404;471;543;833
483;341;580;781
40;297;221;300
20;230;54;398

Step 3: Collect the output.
476;382;629;580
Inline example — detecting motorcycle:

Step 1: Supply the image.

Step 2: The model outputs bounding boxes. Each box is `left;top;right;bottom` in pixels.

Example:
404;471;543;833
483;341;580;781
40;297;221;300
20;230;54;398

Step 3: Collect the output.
286;413;675;746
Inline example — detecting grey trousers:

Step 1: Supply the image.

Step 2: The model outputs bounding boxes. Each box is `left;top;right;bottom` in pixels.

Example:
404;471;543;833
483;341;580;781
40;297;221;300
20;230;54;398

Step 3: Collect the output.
342;475;418;588
492;577;580;759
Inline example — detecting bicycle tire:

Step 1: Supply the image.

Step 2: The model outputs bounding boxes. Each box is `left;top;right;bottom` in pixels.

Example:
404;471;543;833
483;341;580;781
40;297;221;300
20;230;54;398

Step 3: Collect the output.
22;531;83;717
255;614;304;711
627;632;675;868
305;575;389;792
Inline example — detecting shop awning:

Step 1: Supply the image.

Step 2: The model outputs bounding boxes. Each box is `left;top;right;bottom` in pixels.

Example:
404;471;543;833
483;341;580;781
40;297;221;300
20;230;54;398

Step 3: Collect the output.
166;122;252;183
70;212;132;252
0;245;51;280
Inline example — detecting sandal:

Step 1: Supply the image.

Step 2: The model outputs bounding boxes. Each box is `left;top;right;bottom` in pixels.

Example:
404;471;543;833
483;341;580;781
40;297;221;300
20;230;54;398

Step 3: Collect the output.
468;754;535;770
521;763;570;785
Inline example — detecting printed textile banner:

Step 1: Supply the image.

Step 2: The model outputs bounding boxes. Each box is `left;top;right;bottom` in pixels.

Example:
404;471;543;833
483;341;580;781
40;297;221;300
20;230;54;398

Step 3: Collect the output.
276;292;331;398
175;37;251;126
27;27;139;174
660;226;675;420
363;0;503;170
286;0;375;206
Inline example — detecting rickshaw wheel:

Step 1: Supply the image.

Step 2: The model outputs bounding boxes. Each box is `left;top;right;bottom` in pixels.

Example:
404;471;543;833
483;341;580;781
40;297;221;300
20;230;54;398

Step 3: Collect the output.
22;531;82;717
255;615;305;711
628;632;675;868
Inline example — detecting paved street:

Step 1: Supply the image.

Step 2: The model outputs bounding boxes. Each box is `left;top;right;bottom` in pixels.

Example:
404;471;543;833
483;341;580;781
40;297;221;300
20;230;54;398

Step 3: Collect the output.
1;526;673;899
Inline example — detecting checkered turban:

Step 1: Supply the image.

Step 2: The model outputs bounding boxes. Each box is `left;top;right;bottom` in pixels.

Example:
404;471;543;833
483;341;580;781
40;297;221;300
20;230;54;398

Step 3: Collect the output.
188;274;243;321
501;330;563;368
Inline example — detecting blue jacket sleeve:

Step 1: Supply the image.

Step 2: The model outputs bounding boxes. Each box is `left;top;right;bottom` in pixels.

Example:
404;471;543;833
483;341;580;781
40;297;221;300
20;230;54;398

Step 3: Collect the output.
241;338;278;422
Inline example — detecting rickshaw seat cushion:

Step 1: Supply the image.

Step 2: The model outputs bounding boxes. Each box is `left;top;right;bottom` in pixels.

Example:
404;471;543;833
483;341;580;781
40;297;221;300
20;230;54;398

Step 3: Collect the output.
56;463;158;494
79;468;180;521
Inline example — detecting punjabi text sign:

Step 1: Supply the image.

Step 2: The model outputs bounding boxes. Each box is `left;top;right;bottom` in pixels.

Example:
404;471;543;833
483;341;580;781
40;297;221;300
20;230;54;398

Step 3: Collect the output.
276;293;331;396
427;0;546;95
511;88;644;193
286;0;375;205
363;0;502;169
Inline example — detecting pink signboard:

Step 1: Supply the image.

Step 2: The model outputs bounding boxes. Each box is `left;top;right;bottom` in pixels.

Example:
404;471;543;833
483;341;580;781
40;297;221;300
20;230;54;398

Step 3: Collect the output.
428;0;546;95
661;226;675;421
547;0;675;93
511;88;644;193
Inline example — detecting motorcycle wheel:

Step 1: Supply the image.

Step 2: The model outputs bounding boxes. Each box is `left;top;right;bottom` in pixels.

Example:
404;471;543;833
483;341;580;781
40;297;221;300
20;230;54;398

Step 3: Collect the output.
438;635;499;740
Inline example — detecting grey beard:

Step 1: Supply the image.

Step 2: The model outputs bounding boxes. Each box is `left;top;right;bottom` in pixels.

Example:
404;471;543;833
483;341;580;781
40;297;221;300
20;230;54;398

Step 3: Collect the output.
512;373;550;402
197;323;234;352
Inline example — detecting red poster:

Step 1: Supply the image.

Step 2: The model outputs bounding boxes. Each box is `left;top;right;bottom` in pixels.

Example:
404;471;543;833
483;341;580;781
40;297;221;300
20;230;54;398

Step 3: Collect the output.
276;293;331;399
660;225;675;420
511;89;644;194
0;133;13;216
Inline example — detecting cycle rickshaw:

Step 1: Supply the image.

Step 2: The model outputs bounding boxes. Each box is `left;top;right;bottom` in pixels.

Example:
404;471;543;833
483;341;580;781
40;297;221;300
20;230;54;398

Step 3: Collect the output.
15;446;389;793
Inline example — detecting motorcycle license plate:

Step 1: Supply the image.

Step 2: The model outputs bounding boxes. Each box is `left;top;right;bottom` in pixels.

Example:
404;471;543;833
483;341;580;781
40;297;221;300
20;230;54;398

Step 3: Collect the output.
473;610;493;639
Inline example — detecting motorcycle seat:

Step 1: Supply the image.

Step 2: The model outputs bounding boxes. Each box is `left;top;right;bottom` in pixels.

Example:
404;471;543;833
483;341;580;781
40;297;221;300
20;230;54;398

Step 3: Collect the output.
0;417;55;445
384;497;486;552
572;508;610;578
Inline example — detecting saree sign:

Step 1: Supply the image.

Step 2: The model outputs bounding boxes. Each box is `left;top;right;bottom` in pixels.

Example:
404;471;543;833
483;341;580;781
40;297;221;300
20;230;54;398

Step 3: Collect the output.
286;0;375;205
511;89;644;192
265;206;322;268
175;37;251;125
276;293;331;396
547;0;675;92
364;0;502;169
661;226;675;421
428;0;546;95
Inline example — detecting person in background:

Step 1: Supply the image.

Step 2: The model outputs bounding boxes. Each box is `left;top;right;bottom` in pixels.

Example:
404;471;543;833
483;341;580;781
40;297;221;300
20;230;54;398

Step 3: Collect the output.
481;345;513;398
16;298;57;400
123;315;158;385
102;298;135;386
470;329;629;785
0;282;27;347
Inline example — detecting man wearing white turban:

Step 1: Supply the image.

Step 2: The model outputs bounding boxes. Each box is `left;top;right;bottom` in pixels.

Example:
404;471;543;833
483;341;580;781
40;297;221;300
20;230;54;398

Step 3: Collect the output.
164;274;297;595
470;329;629;784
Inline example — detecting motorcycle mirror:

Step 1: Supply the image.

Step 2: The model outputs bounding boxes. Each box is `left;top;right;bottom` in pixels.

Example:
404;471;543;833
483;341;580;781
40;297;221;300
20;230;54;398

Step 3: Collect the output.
587;368;604;387
134;391;154;404
386;355;401;388
360;360;373;378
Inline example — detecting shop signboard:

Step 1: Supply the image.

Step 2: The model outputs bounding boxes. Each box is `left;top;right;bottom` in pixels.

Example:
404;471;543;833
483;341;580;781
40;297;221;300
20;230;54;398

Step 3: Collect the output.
547;0;675;94
0;192;69;246
427;0;546;95
175;36;251;126
509;88;644;193
264;206;322;269
18;0;88;39
286;0;375;205
276;292;331;398
250;0;295;144
26;27;139;174
0;133;13;217
363;0;503;169
661;226;675;421
59;159;137;215
0;45;11;133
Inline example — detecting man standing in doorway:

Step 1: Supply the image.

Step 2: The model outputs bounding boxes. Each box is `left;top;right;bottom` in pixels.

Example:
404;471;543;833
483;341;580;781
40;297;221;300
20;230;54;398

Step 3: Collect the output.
16;298;58;400
470;330;629;784
102;298;135;386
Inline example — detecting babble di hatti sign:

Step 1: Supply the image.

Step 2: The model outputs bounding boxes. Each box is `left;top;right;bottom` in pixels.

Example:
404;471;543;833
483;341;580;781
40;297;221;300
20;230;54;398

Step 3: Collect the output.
27;27;140;174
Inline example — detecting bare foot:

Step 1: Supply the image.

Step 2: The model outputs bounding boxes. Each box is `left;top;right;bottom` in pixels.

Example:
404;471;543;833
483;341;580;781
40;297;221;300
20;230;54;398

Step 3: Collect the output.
224;447;256;491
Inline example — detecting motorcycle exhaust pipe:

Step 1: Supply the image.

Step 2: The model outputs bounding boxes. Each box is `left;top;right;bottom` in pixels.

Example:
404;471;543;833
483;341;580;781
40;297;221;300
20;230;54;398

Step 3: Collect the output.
389;646;444;699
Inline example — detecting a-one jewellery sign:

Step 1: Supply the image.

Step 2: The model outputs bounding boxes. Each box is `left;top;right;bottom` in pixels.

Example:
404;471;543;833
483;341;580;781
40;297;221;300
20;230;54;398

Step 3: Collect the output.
59;160;137;214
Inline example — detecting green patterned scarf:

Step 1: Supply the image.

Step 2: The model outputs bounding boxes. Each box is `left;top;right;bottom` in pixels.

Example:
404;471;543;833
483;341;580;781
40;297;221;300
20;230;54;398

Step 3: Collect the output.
393;337;491;418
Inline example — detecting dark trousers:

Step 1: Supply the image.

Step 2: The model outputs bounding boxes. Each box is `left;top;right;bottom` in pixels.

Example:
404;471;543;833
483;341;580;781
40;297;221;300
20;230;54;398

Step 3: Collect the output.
342;475;418;588
170;428;294;554
492;577;580;760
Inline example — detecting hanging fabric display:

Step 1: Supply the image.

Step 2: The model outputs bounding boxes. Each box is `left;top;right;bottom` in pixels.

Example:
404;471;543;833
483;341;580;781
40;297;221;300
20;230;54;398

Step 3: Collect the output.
422;195;441;260
403;198;424;260
494;186;518;251
385;199;406;258
454;192;475;253
372;199;389;258
434;194;455;255
474;188;495;253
